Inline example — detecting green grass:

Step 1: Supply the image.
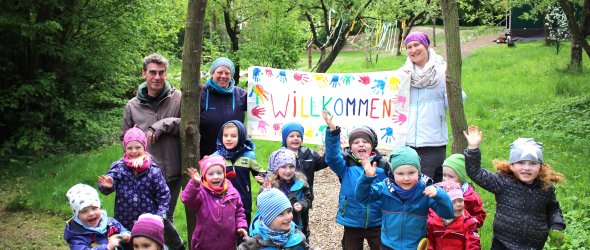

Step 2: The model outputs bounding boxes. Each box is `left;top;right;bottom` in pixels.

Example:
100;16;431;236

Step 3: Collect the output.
4;39;590;249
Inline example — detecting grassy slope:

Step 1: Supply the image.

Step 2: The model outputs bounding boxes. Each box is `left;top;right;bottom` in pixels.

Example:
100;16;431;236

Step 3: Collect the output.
2;41;590;249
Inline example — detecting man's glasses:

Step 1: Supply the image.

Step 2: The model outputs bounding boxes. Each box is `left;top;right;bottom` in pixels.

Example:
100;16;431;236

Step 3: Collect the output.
148;70;166;76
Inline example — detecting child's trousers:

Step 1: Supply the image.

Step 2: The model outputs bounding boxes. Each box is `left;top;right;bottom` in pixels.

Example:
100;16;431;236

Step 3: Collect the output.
341;226;381;250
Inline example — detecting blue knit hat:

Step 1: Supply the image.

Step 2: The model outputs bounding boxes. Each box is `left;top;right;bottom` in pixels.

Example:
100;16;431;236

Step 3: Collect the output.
389;146;421;172
281;122;304;146
268;148;297;173
209;57;235;77
257;188;292;226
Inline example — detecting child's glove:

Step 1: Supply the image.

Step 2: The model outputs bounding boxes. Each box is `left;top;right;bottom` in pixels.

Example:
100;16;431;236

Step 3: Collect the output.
548;229;564;247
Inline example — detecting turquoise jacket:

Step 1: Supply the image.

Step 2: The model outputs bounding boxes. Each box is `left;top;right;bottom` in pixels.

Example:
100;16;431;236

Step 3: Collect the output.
356;174;454;249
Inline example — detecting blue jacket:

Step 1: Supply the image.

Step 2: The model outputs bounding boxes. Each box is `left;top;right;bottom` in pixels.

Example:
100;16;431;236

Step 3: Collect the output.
63;217;129;250
356;174;454;250
324;128;389;228
98;158;170;230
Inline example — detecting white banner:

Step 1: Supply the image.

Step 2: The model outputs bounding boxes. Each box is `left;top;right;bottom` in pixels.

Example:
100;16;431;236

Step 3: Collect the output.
246;67;410;150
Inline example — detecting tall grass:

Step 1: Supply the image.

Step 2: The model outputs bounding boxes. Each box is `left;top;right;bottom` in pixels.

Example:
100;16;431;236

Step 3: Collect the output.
4;40;590;249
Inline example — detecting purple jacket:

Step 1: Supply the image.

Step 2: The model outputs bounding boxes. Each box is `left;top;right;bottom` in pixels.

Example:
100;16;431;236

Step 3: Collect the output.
63;217;129;250
98;158;170;230
181;179;248;250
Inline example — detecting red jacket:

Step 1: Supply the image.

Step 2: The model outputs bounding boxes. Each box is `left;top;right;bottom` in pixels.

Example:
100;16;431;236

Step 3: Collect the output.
427;211;481;250
463;185;486;228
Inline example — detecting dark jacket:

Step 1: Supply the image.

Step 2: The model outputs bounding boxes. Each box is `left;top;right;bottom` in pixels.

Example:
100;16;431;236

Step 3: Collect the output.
121;82;181;182
63;217;130;250
464;148;565;250
200;85;247;157
292;146;328;203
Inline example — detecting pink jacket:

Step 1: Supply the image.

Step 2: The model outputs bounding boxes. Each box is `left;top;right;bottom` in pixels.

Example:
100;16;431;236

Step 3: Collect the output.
181;179;248;250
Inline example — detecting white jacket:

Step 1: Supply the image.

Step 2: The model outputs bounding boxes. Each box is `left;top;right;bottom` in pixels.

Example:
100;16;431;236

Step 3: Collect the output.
404;49;449;147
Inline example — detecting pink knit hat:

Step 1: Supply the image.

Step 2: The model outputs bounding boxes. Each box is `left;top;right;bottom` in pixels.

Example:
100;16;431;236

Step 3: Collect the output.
199;155;227;179
435;180;463;201
131;213;164;248
123;125;147;150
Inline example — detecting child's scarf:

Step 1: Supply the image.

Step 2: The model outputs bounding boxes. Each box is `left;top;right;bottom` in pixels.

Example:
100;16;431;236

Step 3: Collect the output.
73;210;109;234
386;178;421;201
257;219;300;246
215;121;254;162
202;178;229;196
123;153;152;172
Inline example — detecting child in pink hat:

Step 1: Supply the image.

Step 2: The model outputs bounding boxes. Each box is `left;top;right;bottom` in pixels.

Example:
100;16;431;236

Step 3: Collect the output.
181;155;248;250
98;125;181;245
427;180;481;250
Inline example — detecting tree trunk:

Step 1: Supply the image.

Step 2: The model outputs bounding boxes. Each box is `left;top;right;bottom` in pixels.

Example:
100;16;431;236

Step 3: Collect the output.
316;33;348;73
395;19;403;56
223;5;241;82
557;0;590;70
181;0;207;243
439;0;468;153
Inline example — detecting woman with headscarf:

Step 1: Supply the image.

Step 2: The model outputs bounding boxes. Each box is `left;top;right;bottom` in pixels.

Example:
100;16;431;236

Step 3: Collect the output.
200;57;248;158
402;32;449;183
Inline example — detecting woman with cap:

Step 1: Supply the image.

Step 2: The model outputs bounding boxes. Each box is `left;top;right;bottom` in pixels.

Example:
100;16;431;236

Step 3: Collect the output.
402;31;449;183
200;57;248;158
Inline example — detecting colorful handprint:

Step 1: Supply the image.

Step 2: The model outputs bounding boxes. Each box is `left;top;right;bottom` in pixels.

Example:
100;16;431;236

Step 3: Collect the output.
380;127;395;143
293;73;310;84
392;110;407;125
278;70;287;83
273;123;282;135
392;95;407;108
371;79;386;95
312;73;329;88
249;83;270;104
330;75;340;88
258;120;270;133
388;76;401;92
265;69;274;78
340;75;354;85
358;75;371;85
251;106;266;119
252;68;262;82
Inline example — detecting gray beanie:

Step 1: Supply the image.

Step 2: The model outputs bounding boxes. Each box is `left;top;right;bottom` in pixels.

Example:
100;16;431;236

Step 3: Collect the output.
209;57;235;77
257;188;292;226
509;138;543;164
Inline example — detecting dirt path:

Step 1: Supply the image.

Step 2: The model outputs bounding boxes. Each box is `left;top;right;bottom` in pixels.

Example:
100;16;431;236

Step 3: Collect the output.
0;30;501;249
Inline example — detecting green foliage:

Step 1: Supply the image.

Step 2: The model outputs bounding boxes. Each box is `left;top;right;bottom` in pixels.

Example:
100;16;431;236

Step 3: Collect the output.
0;0;186;160
238;1;307;69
